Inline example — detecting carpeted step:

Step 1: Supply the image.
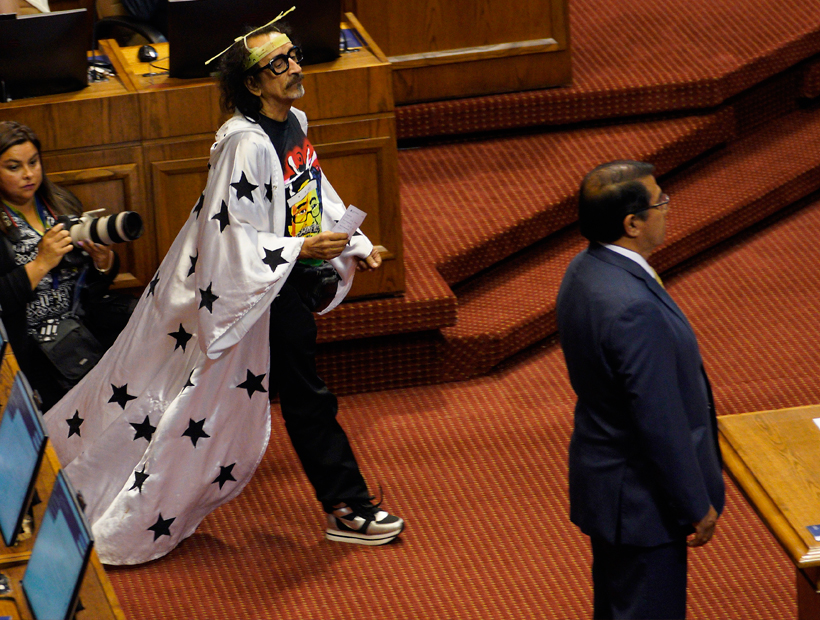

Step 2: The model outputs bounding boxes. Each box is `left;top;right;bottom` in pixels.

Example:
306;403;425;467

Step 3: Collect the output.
399;109;735;287
315;252;456;343
397;0;820;140
802;56;820;99
439;105;820;381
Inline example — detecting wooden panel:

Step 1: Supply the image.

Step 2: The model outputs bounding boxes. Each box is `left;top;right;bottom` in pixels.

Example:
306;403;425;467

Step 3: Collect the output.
347;0;565;55
0;84;140;151
315;135;404;297
719;404;820;568
43;149;151;289
109;38;394;141
150;156;210;260
344;1;571;103
393;48;572;104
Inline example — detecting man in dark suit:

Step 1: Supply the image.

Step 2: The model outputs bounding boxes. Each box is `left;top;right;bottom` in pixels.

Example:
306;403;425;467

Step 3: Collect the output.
556;160;725;619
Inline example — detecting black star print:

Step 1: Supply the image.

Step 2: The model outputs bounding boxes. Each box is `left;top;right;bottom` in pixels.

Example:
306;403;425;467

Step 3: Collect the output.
148;272;160;296
168;324;193;352
187;251;198;277
109;383;137;409
148;513;175;541
192;193;204;218
212;463;237;490
182;418;211;447
199;283;219;313
66;410;84;438
231;171;257;202
237;370;267;399
130;415;156;442
211;200;230;232
265;180;272;202
262;247;288;273
130;465;149;493
183;369;195;390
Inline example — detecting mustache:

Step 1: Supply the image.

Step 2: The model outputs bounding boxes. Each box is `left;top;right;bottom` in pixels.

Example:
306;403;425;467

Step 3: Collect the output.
287;74;303;88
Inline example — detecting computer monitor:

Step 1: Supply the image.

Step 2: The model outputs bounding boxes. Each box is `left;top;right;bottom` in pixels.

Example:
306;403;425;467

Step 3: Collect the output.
0;9;91;101
168;0;341;79
0;373;46;547
22;470;93;620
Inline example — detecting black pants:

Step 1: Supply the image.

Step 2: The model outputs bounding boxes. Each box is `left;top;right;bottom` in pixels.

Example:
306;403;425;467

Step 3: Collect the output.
591;537;688;620
269;282;370;509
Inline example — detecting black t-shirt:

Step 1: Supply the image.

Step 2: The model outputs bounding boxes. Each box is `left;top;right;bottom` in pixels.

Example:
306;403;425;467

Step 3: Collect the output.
257;111;325;244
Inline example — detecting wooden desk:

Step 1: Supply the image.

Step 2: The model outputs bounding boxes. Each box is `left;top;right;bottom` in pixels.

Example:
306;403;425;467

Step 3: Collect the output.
344;0;571;104
719;405;820;620
0;439;125;620
0;76;148;290
0;350;125;619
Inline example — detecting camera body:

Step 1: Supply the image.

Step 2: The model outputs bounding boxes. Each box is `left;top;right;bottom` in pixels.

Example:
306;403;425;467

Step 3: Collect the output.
56;211;144;268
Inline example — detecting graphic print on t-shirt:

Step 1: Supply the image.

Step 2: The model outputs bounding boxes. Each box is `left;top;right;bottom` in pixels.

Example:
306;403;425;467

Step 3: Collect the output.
282;139;323;239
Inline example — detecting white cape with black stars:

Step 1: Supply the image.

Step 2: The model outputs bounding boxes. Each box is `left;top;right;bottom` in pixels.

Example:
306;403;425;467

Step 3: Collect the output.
43;110;373;565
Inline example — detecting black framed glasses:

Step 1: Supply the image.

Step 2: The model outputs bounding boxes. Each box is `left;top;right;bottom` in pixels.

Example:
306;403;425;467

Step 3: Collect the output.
252;46;303;76
650;193;670;213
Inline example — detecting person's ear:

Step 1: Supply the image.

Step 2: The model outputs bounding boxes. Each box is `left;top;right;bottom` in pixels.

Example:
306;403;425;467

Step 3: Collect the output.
622;214;641;238
245;75;261;97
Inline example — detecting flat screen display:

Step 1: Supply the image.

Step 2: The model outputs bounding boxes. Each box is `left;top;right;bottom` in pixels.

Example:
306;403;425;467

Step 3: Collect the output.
0;9;90;101
22;471;93;620
168;0;341;78
0;373;46;547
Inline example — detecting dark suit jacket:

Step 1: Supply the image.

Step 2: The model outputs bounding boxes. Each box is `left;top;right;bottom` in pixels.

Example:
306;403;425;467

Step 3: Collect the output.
556;243;724;547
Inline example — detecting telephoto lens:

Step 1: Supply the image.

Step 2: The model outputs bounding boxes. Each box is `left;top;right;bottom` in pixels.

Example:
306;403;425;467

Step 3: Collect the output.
58;211;144;246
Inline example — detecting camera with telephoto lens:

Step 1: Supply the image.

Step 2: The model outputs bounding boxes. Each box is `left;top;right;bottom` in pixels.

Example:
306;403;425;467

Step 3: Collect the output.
56;210;144;268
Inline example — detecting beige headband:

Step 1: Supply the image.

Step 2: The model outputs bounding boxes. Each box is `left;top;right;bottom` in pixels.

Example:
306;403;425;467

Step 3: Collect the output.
205;6;296;69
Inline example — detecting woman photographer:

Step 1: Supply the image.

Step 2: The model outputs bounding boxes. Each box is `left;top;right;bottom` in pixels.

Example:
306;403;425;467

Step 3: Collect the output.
0;121;125;410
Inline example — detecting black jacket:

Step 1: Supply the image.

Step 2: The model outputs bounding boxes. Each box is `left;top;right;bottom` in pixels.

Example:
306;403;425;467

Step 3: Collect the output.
0;233;120;409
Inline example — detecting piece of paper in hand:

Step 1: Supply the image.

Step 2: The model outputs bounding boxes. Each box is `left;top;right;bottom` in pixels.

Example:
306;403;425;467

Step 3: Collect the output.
332;206;366;238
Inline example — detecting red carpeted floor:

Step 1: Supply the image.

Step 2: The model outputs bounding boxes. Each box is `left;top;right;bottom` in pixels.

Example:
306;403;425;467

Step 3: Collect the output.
100;0;820;616
106;193;820;618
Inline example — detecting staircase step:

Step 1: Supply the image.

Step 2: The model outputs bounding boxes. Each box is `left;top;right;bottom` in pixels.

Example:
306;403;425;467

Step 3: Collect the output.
396;0;820;139
399;109;734;286
439;106;820;380
315;252;456;343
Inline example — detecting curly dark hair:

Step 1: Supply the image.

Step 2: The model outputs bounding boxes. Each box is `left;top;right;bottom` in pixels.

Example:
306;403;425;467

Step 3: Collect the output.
218;23;293;121
0;121;82;235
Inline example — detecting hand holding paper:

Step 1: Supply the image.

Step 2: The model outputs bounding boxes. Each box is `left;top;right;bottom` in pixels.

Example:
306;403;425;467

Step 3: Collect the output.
332;205;367;239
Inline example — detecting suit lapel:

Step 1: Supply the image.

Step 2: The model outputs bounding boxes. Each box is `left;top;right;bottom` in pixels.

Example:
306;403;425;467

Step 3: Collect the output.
588;243;690;325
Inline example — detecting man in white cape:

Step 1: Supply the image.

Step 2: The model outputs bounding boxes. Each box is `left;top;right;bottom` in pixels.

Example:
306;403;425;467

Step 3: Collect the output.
44;15;404;565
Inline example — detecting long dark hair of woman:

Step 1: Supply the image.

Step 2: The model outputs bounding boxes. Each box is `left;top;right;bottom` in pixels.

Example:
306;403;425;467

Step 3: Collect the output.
0;121;82;235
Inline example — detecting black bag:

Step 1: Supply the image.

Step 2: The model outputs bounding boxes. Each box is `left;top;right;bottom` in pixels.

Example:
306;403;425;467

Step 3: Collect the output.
33;316;104;391
287;261;341;313
80;290;138;349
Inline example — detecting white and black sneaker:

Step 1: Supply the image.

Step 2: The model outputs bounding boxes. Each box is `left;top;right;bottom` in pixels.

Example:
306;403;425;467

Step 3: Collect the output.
325;499;405;546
